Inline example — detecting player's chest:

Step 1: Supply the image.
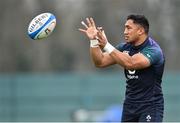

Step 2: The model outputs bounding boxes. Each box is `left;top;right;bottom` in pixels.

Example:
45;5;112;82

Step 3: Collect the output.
123;48;142;56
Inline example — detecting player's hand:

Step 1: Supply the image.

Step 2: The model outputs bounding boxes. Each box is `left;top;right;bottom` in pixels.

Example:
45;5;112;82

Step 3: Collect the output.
79;17;98;40
97;27;108;48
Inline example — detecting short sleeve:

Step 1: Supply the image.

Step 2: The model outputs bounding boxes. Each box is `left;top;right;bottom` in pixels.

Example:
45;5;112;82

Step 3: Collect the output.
141;46;162;65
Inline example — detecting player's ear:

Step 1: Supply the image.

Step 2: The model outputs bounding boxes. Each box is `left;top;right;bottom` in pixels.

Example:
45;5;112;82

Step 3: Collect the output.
138;26;145;35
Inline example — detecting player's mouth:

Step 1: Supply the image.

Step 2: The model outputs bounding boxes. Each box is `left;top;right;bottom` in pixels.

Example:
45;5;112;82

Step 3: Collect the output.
124;35;129;40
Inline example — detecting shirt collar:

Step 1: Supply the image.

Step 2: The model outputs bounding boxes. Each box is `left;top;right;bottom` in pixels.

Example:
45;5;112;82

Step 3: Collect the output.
132;37;149;50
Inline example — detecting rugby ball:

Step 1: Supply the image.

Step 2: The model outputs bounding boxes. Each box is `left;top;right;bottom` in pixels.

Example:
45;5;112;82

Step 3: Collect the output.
28;13;56;40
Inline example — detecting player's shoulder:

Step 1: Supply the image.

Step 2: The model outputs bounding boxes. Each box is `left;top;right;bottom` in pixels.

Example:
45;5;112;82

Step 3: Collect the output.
142;37;163;56
142;37;165;64
116;42;132;52
146;37;162;51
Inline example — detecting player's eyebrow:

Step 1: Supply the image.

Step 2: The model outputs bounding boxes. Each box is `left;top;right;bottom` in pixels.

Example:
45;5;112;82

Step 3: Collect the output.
125;24;131;28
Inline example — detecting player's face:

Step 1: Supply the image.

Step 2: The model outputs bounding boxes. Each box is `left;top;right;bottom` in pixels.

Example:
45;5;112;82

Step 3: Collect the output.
124;19;141;43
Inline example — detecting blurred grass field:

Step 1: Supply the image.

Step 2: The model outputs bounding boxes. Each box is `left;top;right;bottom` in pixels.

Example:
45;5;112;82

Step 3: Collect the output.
0;72;179;122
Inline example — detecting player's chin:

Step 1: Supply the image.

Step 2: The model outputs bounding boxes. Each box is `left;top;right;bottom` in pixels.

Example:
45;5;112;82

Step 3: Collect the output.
124;35;129;39
124;37;130;42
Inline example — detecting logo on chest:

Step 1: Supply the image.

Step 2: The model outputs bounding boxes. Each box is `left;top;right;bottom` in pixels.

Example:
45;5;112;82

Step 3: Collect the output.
123;50;139;80
126;70;139;79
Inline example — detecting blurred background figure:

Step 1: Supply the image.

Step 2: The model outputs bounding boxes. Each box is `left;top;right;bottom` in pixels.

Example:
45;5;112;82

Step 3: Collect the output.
97;104;123;122
71;109;89;122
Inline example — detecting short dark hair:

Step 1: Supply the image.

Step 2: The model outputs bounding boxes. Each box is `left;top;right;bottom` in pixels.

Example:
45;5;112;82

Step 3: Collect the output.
127;14;149;34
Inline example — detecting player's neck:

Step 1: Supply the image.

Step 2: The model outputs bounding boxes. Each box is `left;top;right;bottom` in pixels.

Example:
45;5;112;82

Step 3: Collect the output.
134;35;148;46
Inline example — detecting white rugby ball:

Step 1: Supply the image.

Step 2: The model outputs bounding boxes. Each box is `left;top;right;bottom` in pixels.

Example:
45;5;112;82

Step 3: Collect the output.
28;13;56;40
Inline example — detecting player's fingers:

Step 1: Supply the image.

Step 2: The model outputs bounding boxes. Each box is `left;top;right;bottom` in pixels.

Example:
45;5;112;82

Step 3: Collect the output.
98;29;107;41
97;27;103;34
81;21;88;29
97;27;103;31
97;31;103;40
97;28;103;36
78;28;86;33
95;36;99;40
102;30;106;37
90;17;96;27
97;27;106;37
86;18;92;27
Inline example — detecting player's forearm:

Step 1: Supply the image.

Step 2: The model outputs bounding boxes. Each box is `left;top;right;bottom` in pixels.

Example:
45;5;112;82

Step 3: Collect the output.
103;42;135;69
90;47;104;67
110;49;135;69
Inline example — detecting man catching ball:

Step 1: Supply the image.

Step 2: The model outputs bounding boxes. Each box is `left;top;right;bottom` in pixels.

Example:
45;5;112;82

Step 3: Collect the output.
79;14;165;122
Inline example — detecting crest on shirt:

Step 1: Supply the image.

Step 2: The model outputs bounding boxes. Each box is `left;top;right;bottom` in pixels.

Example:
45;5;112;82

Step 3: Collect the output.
146;114;151;122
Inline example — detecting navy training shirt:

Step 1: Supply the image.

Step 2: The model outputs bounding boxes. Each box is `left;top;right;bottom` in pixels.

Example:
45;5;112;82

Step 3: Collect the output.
116;37;165;104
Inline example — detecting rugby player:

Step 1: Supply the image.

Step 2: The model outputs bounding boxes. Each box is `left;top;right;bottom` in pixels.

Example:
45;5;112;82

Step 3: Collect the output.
79;14;165;122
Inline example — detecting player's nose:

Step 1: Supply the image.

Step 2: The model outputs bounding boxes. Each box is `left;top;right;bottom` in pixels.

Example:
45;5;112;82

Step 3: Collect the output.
124;29;128;35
